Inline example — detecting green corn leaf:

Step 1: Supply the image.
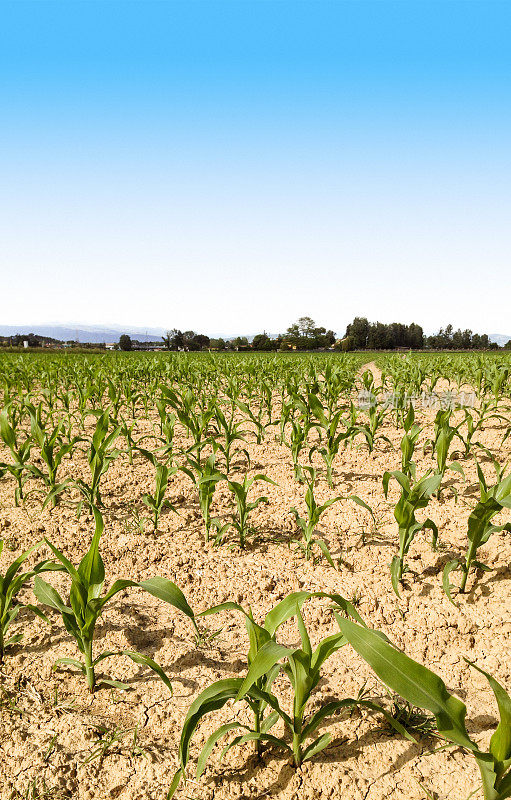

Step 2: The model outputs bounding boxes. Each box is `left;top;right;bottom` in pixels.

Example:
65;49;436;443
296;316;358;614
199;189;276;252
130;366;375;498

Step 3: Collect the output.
467;660;511;765
33;576;71;614
310;631;346;672
99;678;130;690
301;732;332;761
347;494;375;522
87;579;138;617
43;539;81;583
264;591;316;635
196;722;244;777
448;461;465;478
261;709;280;732
235;640;292;701
0;411;16;449
53;657;86;674
178;678;243;769
442;560;460;605
337;616;476;751
138;577;195;621
166;768;183;800
3;540;44;587
315;539;336;569
122;650;173;694
390;556;402;597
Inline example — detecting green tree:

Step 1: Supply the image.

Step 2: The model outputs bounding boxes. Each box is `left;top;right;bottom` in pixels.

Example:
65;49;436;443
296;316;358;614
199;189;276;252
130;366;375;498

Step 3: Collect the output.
119;334;132;351
345;317;369;349
297;316;316;337
252;333;278;351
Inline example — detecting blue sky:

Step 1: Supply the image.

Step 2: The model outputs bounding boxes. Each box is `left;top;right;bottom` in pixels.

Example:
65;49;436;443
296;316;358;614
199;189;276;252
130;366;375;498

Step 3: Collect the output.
1;1;510;335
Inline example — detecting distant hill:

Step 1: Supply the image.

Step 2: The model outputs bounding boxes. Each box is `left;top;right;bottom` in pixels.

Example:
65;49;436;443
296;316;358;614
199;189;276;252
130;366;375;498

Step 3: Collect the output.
0;325;164;343
489;334;511;346
0;325;281;344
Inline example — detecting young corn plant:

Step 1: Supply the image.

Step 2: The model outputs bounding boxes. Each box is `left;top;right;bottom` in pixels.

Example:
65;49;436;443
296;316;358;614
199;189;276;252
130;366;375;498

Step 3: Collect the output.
181;453;225;541
0;408;32;505
118;417;138;466
426;409;465;495
27;410;80;508
338;614;511;800
221;473;277;548
291;467;342;565
162;388;214;463
235;398;266;444
141;463;178;532
284;417;309;482
383;470;441;596
74;411;121;512
292;467;374;566
400;404;421;480
0;540;61;663
168;591;406;797
211;405;250;475
236;603;410;769
354;402;392;455
443;461;511;600
460;402;508;456
33;509;196;693
155;401;176;459
307;393;348;488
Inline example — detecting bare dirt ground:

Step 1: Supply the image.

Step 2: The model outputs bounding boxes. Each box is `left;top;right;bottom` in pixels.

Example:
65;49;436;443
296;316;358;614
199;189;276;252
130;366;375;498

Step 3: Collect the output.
1;373;510;800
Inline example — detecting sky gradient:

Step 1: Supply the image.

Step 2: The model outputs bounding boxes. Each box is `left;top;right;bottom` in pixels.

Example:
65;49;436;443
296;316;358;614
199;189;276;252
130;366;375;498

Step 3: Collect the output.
1;1;510;336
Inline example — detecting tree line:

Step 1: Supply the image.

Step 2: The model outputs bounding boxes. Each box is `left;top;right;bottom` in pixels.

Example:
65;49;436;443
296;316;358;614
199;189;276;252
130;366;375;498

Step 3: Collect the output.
342;318;500;350
5;319;505;353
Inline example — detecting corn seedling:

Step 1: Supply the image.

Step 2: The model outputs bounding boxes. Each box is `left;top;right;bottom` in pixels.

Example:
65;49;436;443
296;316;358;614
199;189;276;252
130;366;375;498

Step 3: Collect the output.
0;540;61;663
162;388;214;463
426;409;465;494
235;398;266;444
27;409;80;507
33;509;196;692
383;470;441;595
155;401;176;458
211;405;250;474
74;411;121;512
291;467;342;565
443;461;511;600
142;463;178;531
354;402;392;455
307;393;348;487
0;408;32;505
181;453;225;541
284;417;309;482
400;404;421;480
221;473;277;548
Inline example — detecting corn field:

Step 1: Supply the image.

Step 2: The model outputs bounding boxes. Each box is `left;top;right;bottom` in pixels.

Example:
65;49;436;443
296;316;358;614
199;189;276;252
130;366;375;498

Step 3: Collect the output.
0;350;510;800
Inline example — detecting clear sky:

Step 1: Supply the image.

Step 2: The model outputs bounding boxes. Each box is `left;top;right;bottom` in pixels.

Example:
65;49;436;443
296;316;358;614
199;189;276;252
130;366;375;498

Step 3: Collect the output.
1;0;510;336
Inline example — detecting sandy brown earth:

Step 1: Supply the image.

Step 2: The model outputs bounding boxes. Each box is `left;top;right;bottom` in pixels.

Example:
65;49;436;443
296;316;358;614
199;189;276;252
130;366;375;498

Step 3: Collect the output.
1;371;510;800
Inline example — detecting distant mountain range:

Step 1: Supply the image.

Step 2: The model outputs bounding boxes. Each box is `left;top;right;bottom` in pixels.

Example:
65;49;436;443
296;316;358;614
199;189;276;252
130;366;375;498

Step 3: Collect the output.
488;333;511;346
0;324;509;346
0;324;163;343
0;324;274;344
